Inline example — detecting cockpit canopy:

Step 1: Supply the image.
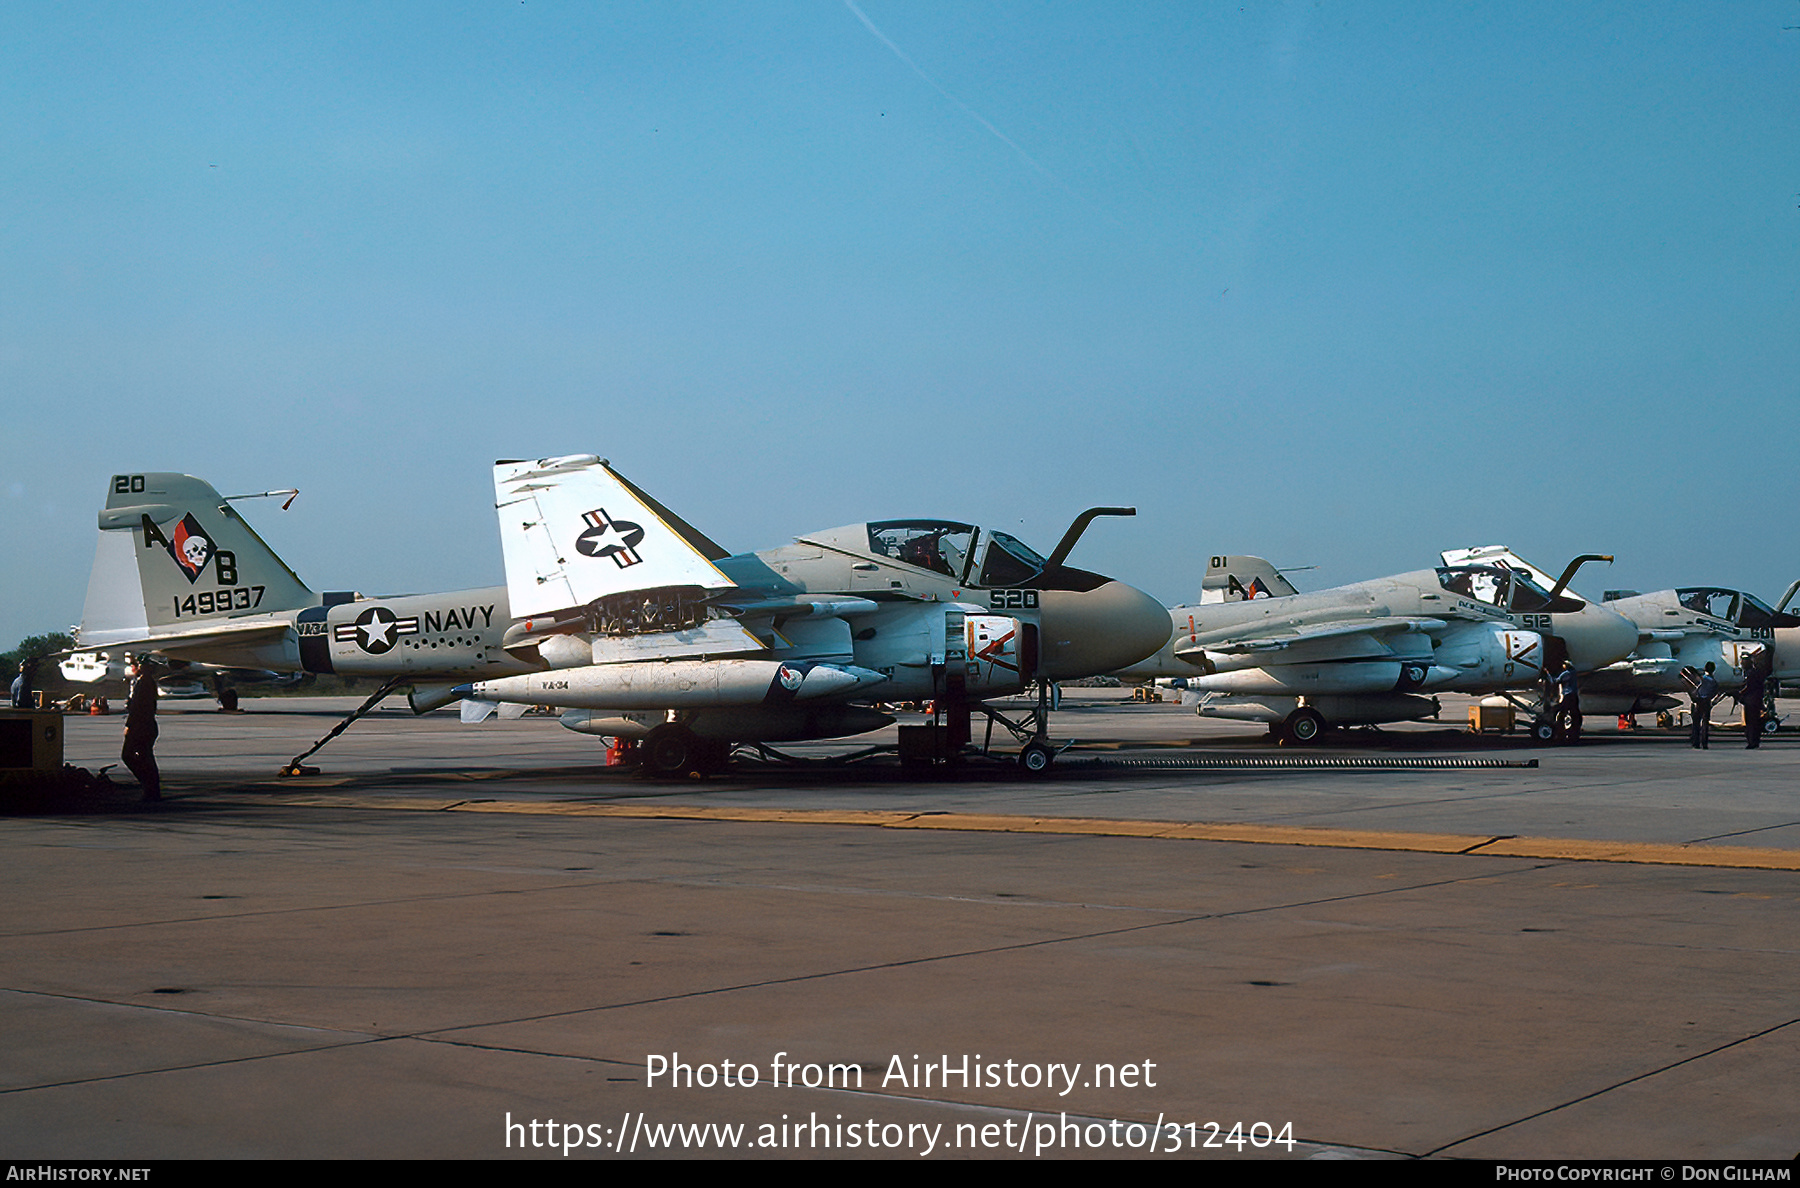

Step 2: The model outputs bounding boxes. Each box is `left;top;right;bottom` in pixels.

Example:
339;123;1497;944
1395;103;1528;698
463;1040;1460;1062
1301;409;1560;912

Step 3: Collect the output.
1436;565;1584;614
867;521;977;580
1677;588;1800;628
866;519;1049;586
862;520;1105;591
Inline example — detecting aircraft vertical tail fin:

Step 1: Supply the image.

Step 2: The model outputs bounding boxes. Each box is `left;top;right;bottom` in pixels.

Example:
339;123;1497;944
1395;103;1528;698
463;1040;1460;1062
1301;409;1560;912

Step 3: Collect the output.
79;473;316;648
1200;556;1300;604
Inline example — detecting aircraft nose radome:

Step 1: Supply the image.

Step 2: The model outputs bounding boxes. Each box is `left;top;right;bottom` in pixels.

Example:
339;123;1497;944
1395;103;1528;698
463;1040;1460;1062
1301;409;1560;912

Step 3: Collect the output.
1573;608;1640;672
1036;582;1172;680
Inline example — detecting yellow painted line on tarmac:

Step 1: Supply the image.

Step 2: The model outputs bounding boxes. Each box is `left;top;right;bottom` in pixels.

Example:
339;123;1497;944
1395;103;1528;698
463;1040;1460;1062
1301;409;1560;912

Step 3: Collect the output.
219;791;1800;871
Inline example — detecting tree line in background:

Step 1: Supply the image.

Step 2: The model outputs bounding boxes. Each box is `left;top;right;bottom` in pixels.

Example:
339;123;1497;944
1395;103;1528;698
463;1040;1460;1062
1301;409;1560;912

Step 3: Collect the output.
3;634;73;684
4;633;386;697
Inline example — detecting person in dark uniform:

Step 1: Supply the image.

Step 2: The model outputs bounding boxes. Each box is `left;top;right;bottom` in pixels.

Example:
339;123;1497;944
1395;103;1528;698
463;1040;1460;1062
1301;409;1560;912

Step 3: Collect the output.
10;657;38;708
1740;649;1770;750
123;658;161;802
1551;660;1581;743
1690;661;1718;749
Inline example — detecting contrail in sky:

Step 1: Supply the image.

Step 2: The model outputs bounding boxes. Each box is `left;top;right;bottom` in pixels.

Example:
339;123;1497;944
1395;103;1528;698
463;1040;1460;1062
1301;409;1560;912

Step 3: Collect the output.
842;0;1059;184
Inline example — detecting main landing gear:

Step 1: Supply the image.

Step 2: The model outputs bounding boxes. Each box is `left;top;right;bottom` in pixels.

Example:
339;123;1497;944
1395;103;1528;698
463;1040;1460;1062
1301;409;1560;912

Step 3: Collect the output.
636;723;731;778
1277;707;1325;746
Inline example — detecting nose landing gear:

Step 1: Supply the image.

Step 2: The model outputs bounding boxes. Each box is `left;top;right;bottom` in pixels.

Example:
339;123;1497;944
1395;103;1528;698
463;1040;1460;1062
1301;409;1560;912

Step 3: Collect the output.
976;680;1067;776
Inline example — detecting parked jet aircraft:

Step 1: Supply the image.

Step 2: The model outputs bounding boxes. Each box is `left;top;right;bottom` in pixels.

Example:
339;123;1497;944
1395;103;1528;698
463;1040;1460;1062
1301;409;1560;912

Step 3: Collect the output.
1446;547;1798;726
1120;551;1637;743
77;472;536;697
79;466;1167;773
56;649;301;706
457;456;1171;773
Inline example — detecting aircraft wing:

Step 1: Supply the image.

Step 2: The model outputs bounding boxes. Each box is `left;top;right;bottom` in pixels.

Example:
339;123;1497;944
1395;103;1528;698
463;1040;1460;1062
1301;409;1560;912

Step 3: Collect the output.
494;456;737;620
1174;617;1449;666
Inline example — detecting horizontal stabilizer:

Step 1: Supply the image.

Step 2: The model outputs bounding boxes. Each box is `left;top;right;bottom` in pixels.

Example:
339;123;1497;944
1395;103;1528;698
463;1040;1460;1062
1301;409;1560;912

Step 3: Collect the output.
77;618;296;653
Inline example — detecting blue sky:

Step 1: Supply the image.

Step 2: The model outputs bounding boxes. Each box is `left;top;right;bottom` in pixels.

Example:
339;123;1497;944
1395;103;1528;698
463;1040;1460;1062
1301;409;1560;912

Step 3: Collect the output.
4;1;1797;648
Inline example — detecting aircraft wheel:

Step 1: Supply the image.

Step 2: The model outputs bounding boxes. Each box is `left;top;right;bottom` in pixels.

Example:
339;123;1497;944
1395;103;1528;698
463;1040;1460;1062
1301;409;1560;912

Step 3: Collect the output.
1656;711;1674;730
217;687;240;713
1018;742;1054;775
1281;708;1325;746
642;725;698;777
1532;719;1558;744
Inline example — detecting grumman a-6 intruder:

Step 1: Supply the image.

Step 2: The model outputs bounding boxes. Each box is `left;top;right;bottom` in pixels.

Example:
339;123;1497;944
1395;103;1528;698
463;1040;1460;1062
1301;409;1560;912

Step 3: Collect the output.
78;473;534;692
1120;551;1637;744
76;471;540;764
458;456;1170;774
78;465;1168;774
1449;548;1799;731
1588;587;1797;732
55;649;301;708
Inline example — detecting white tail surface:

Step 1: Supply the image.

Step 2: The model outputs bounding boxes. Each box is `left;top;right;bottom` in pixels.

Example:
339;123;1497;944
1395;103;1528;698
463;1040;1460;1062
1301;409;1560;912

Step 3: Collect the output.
80;472;314;648
494;456;735;620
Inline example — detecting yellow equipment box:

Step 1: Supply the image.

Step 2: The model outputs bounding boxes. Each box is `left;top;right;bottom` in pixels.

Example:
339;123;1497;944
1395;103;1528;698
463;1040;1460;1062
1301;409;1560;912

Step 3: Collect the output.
1467;704;1515;734
0;710;65;778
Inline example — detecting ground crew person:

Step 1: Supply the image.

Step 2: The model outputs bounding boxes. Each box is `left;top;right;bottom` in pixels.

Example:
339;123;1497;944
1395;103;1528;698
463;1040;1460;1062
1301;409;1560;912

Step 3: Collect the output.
1690;662;1718;750
1741;650;1770;750
1551;660;1581;743
10;657;37;708
123;658;161;802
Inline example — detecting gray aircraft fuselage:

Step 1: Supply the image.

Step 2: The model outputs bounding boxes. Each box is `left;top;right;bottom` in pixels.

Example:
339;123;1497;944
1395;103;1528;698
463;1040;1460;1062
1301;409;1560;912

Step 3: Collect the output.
1585;587;1800;709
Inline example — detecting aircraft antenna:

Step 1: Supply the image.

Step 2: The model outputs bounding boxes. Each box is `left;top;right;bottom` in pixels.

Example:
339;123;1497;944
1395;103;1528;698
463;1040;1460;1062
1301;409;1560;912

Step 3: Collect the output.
225;488;300;510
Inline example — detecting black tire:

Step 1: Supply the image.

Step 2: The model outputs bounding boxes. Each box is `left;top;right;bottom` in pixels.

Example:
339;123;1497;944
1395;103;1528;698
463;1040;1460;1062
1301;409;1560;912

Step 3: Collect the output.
1532;719;1557;743
1763;717;1780;734
1282;708;1325;746
642;725;696;777
1019;742;1053;775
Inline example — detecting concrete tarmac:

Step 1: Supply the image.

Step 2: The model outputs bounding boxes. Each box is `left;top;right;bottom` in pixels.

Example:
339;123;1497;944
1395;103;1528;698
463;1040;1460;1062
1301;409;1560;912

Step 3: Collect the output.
3;693;1795;1160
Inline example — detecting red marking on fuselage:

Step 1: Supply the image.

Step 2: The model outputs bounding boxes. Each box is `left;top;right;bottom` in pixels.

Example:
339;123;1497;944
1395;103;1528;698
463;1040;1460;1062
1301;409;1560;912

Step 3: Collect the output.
975;628;1019;672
